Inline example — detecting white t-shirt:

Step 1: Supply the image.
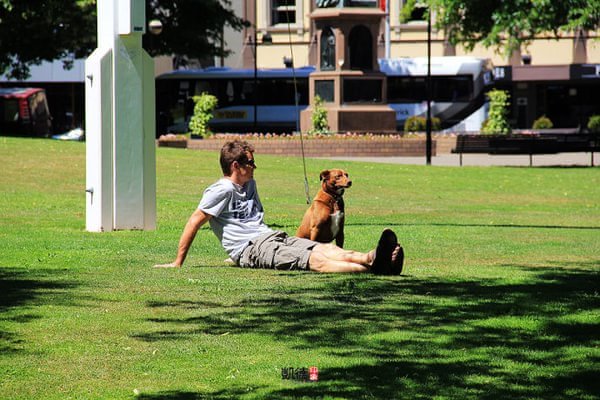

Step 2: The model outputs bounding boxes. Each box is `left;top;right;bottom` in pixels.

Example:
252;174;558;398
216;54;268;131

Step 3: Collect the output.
198;178;273;261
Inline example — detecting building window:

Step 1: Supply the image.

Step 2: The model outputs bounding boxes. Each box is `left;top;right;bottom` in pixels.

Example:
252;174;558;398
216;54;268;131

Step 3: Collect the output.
343;79;382;103
349;25;373;70
345;0;378;7
400;0;428;23
315;80;335;102
271;0;296;25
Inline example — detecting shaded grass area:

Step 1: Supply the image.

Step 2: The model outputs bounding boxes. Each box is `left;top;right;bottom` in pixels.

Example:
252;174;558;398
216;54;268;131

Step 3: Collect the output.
0;137;599;399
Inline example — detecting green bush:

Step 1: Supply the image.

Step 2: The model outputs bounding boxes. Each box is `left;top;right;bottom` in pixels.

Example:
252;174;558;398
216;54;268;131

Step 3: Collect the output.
481;89;511;135
403;115;441;132
310;95;330;135
189;92;218;138
480;118;489;132
587;115;600;133
532;115;553;130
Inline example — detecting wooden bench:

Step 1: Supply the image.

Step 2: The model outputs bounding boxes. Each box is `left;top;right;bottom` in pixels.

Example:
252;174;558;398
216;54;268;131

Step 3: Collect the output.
452;133;600;166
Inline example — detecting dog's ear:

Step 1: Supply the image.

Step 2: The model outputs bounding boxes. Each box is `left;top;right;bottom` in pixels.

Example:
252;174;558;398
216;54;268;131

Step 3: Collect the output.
319;170;330;182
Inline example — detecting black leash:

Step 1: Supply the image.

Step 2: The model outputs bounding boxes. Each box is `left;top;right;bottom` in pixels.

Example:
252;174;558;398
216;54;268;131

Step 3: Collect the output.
285;10;311;204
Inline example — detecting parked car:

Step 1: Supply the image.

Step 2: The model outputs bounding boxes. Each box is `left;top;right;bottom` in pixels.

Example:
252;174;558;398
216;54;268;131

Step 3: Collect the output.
0;87;52;137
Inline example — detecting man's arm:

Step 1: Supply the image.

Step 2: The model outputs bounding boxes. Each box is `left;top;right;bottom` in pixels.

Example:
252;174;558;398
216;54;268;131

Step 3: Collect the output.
154;209;212;268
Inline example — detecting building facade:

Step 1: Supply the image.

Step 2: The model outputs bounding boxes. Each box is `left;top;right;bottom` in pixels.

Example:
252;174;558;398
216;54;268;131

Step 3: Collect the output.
2;1;598;133
236;1;599;68
234;0;600;129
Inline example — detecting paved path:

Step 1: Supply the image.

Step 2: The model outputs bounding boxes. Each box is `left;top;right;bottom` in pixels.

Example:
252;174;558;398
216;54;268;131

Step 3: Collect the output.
321;152;597;167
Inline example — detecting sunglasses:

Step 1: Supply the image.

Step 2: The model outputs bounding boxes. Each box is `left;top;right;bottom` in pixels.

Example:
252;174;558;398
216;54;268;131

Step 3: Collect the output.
241;159;257;168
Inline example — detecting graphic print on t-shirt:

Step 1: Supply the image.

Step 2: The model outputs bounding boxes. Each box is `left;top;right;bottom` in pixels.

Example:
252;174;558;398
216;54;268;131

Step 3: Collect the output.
231;197;262;221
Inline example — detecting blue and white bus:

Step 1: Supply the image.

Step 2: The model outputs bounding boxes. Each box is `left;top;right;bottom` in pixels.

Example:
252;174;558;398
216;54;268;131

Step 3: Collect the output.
156;66;312;135
380;56;493;131
155;57;492;135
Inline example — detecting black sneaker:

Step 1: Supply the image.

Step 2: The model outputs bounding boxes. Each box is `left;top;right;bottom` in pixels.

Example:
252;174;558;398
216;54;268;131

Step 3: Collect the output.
371;229;398;275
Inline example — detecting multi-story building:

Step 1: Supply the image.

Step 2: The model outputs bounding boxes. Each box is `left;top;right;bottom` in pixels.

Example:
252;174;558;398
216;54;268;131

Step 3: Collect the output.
2;1;598;133
230;0;600;129
234;1;598;67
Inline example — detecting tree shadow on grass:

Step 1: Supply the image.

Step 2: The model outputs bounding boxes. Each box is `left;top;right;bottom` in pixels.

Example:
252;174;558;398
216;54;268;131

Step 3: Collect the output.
0;266;80;353
133;263;599;399
137;387;265;400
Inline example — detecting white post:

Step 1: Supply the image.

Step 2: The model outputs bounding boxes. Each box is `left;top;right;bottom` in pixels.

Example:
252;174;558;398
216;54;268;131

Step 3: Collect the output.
85;0;156;232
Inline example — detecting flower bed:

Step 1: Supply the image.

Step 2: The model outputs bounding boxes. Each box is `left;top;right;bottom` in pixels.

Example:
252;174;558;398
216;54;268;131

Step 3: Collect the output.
157;134;188;148
182;133;449;157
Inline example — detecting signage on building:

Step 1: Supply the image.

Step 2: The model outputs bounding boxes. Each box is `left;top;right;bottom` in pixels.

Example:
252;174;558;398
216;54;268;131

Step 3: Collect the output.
571;64;600;79
493;66;512;82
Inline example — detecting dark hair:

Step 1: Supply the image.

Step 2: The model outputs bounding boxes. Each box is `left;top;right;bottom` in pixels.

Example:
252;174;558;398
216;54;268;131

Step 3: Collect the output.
220;140;255;175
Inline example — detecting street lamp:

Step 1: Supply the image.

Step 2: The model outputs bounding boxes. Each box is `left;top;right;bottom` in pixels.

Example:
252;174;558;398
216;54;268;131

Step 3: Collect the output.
148;19;162;35
425;3;432;165
253;28;258;133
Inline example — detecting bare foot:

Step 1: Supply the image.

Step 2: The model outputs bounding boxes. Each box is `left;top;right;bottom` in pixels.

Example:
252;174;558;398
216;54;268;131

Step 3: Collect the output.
153;263;181;268
390;245;404;275
367;249;375;266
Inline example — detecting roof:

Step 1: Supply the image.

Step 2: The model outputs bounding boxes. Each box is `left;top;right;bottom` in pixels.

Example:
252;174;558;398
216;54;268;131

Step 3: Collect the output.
0;87;45;98
157;66;316;80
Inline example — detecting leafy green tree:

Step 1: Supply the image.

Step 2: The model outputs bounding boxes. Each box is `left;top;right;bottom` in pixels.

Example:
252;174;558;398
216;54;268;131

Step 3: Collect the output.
0;0;246;80
143;0;247;64
430;0;600;57
310;95;330;135
0;0;96;80
588;115;600;133
189;92;218;138
481;89;511;135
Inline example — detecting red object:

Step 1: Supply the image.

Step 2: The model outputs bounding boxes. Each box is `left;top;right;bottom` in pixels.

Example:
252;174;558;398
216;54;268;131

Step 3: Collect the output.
309;366;319;381
380;0;386;12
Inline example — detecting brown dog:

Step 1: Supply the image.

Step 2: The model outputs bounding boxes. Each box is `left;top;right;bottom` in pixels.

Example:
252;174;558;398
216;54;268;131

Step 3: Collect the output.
296;169;352;247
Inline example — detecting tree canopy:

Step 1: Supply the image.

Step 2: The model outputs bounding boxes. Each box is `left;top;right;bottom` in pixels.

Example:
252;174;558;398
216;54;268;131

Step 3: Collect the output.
430;0;600;57
0;0;246;80
142;0;247;65
0;0;96;80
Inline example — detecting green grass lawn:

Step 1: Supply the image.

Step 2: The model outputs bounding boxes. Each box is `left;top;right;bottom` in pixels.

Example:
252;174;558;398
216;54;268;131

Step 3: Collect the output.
1;136;599;399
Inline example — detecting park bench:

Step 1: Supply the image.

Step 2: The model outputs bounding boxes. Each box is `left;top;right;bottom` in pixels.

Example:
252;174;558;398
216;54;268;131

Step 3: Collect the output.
452;133;600;166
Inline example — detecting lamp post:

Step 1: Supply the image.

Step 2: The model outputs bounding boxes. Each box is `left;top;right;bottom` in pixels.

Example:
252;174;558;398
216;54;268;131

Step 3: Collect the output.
253;25;258;133
425;3;432;165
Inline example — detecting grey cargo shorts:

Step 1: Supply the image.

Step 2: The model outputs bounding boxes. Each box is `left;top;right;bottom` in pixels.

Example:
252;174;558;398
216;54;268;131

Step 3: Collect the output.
237;230;318;271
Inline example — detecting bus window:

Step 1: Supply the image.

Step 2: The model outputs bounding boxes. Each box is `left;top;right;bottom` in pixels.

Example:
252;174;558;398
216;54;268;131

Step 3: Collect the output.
194;80;211;96
387;77;427;103
240;80;254;105
225;81;235;103
433;76;472;102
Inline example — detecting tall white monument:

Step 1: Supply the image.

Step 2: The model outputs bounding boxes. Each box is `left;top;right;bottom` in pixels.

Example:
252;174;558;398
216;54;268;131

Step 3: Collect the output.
85;0;156;232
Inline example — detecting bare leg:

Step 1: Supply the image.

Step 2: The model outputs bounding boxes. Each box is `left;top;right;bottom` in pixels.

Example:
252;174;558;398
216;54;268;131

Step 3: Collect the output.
307;243;374;273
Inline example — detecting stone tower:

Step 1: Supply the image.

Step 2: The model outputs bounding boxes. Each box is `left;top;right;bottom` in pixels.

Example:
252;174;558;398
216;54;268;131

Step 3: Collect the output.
300;0;396;134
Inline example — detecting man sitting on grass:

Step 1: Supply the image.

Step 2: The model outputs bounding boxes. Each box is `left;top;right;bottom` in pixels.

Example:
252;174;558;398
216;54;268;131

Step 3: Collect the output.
154;140;403;274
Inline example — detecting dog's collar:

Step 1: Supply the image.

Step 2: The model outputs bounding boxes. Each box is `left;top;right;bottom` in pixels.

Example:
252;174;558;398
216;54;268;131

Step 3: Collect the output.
320;191;343;210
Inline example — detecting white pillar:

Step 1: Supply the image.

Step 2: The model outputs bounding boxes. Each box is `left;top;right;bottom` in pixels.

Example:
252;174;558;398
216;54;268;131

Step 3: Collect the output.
85;0;156;232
